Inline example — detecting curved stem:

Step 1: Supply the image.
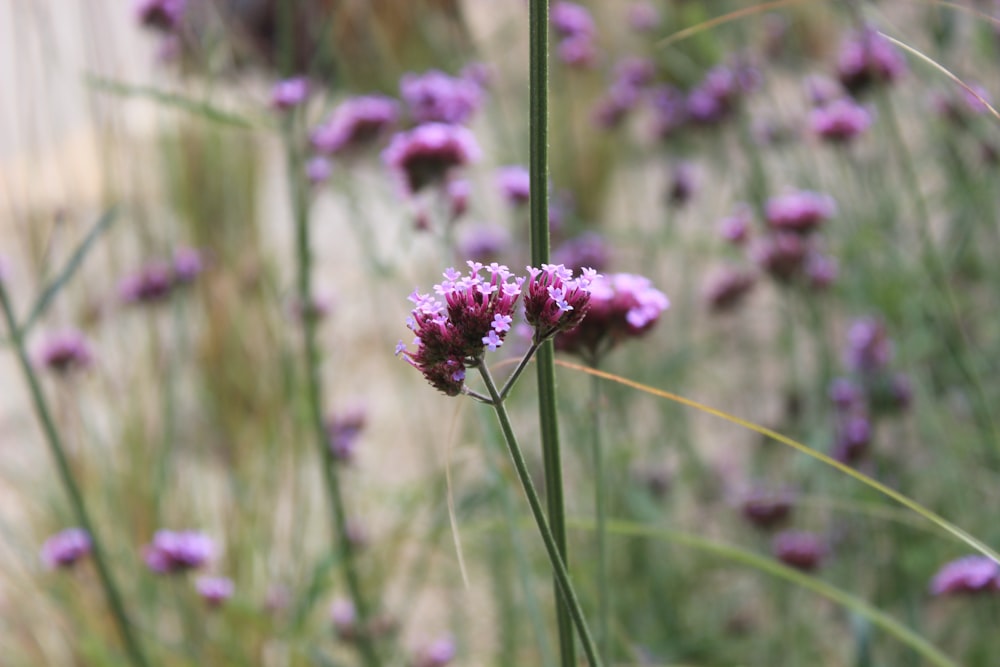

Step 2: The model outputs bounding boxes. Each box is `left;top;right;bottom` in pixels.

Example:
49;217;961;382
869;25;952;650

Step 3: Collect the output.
0;286;152;667
476;362;604;667
284;116;382;667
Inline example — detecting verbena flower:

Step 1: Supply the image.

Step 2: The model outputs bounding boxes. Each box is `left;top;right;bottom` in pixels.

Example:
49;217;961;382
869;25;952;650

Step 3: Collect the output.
740;489;795;530
810;98;873;143
523;264;598;342
306;156;333;185
40;528;91;569
413;635;456;667
172;246;204;283
553;232;611;274
557;35;597;68
196;575;234;607
135;0;185;32
330;597;358;640
704;268;756;312
805;253;838;289
832;412;872;464
765;190;836;234
458;225;509;264
666;162;697;207
551;2;596;39
119;262;175;304
844;317;893;374
627;1;660;32
496;165;530;206
447;178;471;220
929;556;1000;596
650;85;689;138
326;406;366;463
750;233;809;282
718;205;753;245
773;531;827;571
311;96;399;156
555;272;668;360
828;377;862;411
400;70;483;125
271;77;309;111
383;123;481;195
144;530;214;574
836;26;907;95
37;330;93;373
397;262;524;396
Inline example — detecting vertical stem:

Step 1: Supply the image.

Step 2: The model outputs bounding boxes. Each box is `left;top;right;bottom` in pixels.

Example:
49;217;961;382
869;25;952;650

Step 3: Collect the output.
0;286;152;667
477;362;604;667
589;367;609;662
528;2;576;665
283;117;381;667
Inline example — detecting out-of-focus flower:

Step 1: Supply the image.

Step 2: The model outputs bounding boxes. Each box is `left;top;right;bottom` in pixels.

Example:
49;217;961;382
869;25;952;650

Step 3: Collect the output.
172;247;204;283
396;262;524;396
196;576;234;607
751;233;809;281
326;406;366;463
557;35;597;68
383;123;481;195
687;63;759;126
330;597;358;640
773;531;827;571
40;528;91;569
523;264;598;342
666;162;697;207
119;262;175;304
400;70;484;125
447;179;471;220
458;226;509;265
37;330;94;373
413;635;457;667
704;268;756;312
551;1;595;39
556;272;669;360
718;205;753;245
803;75;844;107
805;253;838;289
828;377;862;411
496;165;531;206
135;0;185;32
650;85;689;138
311;96;399;157
271;77;309;111
765;190;836;234
929;556;1000;596
740;489;795;530
460;62;493;90
144;530;214;574
844;317;893;374
627;1;661;32
832;412;872;464
306;156;333;185
836;26;907;95
931;83;993;126
553;232;611;274
810;98;873;143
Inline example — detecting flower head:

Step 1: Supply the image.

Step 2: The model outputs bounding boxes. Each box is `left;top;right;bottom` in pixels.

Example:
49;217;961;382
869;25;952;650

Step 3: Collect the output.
751;232;810;281
383;123;481;194
836;26;907;95
844;317;893;374
765;190;836;234
270;77;309;111
144;530;214;574
718;205;753;245
400;70;484;125
832;412;872;464
196;575;234;607
172;246;205;283
810;98;873;143
628;2;660;32
704;268;756;312
135;0;185;32
740;489;796;530
311;96;399;156
397;262;523;395
330;597;358;639
496;165;531;206
773;531;827;571
40;528;91;569
523;264;598;342
37;330;93;373
553;232;611;274
929;556;1000;596
120;262;175;304
326;405;366;463
551;2;596;39
413;635;457;667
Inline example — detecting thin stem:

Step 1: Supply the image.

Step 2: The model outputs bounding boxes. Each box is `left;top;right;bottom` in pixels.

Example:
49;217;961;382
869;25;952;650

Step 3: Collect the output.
476;362;604;667
284;116;382;667
528;2;575;664
499;340;541;400
589;367;609;662
0;285;152;667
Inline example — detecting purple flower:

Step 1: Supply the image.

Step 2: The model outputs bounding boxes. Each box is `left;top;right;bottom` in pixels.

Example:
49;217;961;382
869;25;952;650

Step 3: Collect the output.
40;528;91;569
553;232;611;274
751;233;809;281
330;597;358;640
810;98;873;143
555;272;669;360
844;317;893;374
739;489;795;530
37;330;93;373
270;77;309;111
805;253;838;289
383;123;481;195
306;156;333;185
650;85;689;138
144;530;214;574
592;84;640;129
172;247;204;283
765;190;836;234
311;96;399;156
929;556;1000;596
704;268;756;312
615;57;656;88
718;205;753;245
773;531;827;571
666;162;697;207
460;62;493;90
447;179;471;220
414;635;457;667
496;165;531;206
557;35;597;68
400;70;484;125
828;377;862;411
458;225;509;264
627;2;661;32
120;262;175;304
836;26;907;95
196;576;234;607
523;264;598;341
931;83;993;126
326;405;366;463
135;0;185;32
803;75;844;107
397;262;524;396
832;412;872;464
551;2;596;39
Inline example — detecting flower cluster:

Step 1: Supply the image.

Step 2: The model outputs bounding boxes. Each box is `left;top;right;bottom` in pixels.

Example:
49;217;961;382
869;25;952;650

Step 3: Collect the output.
144;530;214;574
772;530;827;571
592;57;656;128
523;264;599;342
271;77;310;111
929;556;1000;596
196;575;234;607
836;26;907;95
36;330;94;374
311;96;400;157
412;635;457;667
495;165;530;207
704;268;757;312
383;123;481;195
400;70;484;125
326;405;367;463
555;272;668;360
135;0;185;32
397;262;525;396
119;247;205;305
809;97;873;143
40;528;91;569
739;489;795;530
551;2;597;68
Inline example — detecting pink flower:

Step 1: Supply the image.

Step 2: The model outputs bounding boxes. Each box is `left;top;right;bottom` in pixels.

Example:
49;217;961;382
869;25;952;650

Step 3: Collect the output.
765;190;836;234
196;575;234;607
523;264;598;341
271;77;309;110
400;70;484;125
773;531;827;571
144;530;214;574
311;96;399;156
930;556;1000;596
810;98;873;143
36;330;94;374
837;26;907;94
40;528;91;568
383;124;481;195
496;165;530;206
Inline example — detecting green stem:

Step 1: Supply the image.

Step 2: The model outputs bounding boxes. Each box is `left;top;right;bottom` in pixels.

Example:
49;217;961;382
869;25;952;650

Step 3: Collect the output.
284;116;382;667
476;362;604;667
528;2;576;664
589;367;609;662
0;285;152;667
499;340;541;400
